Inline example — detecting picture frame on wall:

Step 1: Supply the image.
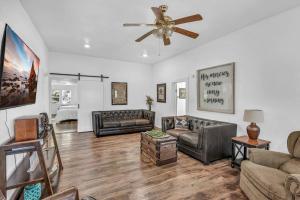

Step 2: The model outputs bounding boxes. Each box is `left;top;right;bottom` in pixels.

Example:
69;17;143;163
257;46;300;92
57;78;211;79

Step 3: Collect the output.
61;90;71;105
197;63;235;114
157;83;166;103
111;82;128;105
178;88;186;99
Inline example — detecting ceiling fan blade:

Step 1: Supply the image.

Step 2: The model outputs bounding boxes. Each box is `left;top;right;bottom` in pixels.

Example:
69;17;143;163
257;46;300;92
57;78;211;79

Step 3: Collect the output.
151;7;164;21
163;34;171;46
173;27;199;39
172;14;203;25
135;29;156;42
123;23;156;27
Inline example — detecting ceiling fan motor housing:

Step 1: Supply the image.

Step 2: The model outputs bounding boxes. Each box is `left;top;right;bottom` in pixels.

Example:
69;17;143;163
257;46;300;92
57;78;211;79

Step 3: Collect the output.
154;15;174;38
159;5;168;13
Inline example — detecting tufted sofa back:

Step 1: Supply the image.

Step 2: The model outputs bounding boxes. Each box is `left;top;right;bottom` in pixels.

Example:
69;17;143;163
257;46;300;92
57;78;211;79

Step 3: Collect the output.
187;116;224;132
100;110;144;121
287;131;300;158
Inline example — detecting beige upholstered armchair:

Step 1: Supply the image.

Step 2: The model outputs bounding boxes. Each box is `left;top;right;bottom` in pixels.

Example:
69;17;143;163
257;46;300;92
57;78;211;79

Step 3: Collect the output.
240;131;300;200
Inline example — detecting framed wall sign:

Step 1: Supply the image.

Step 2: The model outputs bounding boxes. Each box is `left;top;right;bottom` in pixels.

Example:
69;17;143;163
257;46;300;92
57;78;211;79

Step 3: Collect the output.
157;83;166;103
197;63;235;114
111;82;128;105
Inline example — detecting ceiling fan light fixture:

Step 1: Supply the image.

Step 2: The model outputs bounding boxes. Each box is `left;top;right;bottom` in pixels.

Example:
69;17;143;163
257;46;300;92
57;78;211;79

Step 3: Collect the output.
165;27;173;37
153;27;173;38
153;29;164;38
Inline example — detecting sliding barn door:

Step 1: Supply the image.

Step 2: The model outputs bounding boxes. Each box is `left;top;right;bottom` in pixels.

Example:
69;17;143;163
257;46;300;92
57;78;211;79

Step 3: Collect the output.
78;79;103;132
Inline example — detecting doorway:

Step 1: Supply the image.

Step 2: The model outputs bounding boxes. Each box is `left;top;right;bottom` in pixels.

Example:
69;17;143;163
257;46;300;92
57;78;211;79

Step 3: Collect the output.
175;81;188;116
49;76;104;133
49;77;78;133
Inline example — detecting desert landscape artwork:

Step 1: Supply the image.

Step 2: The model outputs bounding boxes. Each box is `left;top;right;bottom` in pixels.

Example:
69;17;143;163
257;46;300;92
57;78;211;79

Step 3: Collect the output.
0;25;40;109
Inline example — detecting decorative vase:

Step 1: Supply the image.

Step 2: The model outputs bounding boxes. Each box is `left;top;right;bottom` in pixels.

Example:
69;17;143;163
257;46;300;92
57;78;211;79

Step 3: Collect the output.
247;123;260;140
148;104;152;111
24;183;41;200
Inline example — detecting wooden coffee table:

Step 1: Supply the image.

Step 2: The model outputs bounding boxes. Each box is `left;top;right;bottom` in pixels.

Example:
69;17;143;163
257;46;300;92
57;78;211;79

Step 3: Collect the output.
140;132;177;166
231;135;271;168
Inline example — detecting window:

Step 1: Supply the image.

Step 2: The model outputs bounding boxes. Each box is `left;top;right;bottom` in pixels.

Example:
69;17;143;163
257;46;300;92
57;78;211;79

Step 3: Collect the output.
51;90;60;103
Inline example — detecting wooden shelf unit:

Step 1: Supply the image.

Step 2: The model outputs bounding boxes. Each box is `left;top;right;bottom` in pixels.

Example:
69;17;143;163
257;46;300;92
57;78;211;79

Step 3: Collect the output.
0;124;63;199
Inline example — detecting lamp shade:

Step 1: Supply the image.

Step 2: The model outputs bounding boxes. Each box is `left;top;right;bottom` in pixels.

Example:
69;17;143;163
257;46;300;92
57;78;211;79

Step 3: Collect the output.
243;110;264;123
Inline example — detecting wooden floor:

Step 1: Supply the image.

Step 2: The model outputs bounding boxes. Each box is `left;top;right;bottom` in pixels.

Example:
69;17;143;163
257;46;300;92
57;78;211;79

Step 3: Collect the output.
56;132;247;200
53;120;77;134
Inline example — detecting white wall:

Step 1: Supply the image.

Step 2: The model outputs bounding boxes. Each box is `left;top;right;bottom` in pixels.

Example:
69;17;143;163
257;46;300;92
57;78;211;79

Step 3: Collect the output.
152;7;300;152
0;0;49;196
48;52;154;111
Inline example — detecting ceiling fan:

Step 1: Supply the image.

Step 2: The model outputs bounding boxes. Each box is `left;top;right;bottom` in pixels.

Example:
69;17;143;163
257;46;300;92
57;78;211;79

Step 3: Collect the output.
123;5;203;46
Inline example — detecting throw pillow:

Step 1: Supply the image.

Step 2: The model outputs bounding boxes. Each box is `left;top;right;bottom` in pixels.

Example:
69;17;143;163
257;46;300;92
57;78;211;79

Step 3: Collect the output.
174;116;189;130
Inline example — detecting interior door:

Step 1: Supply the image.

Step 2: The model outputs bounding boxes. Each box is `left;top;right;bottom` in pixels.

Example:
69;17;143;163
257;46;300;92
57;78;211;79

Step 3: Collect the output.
78;78;103;132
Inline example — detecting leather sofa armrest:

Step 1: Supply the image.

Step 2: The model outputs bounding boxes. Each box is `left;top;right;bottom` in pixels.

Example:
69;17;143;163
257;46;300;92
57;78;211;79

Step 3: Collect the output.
143;110;155;127
285;174;300;200
197;128;205;150
161;116;175;132
92;111;103;136
98;113;103;129
249;148;292;169
201;124;236;162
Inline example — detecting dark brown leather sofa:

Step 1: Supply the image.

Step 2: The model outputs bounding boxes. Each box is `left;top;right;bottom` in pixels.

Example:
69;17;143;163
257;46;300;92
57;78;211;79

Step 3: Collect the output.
162;116;237;164
92;109;155;137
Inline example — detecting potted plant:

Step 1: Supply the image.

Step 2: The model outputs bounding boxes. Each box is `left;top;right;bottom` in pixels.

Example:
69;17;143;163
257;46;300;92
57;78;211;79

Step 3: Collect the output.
146;96;154;111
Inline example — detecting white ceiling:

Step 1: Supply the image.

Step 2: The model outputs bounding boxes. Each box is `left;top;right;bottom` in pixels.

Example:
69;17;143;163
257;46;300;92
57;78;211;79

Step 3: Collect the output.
20;0;300;64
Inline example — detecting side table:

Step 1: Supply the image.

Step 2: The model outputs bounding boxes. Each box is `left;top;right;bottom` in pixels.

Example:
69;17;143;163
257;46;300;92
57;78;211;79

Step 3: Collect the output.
231;136;271;168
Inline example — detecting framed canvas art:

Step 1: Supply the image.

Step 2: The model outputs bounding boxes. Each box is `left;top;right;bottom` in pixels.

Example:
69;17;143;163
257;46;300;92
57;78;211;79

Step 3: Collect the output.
111;82;128;105
197;63;235;114
0;24;40;109
157;83;166;103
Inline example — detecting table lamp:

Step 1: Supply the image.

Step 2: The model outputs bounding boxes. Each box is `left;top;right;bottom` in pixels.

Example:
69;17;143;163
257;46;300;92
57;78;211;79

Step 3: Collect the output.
243;110;264;140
